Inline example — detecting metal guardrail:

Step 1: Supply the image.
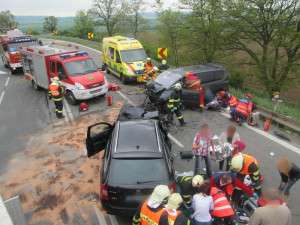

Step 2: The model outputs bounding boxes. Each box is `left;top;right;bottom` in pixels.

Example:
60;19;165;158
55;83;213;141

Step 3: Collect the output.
256;105;300;132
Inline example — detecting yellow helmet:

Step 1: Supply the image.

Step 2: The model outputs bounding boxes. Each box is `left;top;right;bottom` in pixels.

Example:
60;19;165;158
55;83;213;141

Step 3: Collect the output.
167;193;183;209
185;72;190;77
192;175;204;187
150;185;171;204
231;154;244;171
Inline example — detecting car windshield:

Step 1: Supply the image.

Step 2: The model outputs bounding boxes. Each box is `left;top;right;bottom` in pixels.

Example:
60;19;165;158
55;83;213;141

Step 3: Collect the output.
120;49;147;63
154;70;183;89
8;41;37;53
65;58;98;77
109;159;168;185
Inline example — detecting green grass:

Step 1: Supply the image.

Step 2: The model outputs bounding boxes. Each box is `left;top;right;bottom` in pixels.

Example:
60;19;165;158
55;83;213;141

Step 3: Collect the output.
36;35;102;51
230;87;300;123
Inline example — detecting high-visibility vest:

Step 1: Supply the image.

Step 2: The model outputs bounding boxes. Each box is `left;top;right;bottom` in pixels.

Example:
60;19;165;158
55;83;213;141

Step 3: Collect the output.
235;99;252;117
239;154;258;175
145;62;154;72
49;83;60;97
210;187;234;218
164;207;181;225
228;94;237;107
140;201;165;225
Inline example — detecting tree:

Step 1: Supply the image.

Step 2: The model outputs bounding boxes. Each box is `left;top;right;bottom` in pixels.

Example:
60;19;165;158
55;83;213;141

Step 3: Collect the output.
74;10;94;39
43;16;58;33
89;0;130;36
0;10;18;30
157;10;185;67
225;0;300;95
128;0;148;37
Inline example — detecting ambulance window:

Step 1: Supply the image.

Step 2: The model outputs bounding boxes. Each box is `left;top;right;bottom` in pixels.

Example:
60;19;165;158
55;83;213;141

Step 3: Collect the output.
116;51;121;63
109;47;115;59
50;61;55;73
57;62;66;75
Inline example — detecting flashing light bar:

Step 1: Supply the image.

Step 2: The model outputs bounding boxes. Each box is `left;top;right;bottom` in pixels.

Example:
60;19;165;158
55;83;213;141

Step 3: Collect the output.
59;51;87;59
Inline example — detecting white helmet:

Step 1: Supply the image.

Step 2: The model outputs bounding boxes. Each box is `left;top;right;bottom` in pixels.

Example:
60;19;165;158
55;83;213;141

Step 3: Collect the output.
53;77;59;83
231;154;244;171
147;57;151;61
153;66;158;71
167;193;183;209
150;185;171;204
162;60;167;65
192;175;204;187
174;83;182;89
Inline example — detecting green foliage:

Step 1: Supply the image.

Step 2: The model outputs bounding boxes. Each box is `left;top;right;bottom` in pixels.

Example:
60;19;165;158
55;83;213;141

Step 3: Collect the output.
229;71;244;89
58;29;75;37
74;10;94;39
0;10;18;30
30;30;40;35
43;16;58;33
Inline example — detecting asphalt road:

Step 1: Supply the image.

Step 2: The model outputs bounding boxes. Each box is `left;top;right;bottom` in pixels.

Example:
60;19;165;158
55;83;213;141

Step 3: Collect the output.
0;39;299;225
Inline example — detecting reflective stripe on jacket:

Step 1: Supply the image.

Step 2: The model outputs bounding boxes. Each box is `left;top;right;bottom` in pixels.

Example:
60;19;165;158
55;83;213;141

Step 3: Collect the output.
210;187;234;217
140;201;165;225
145;62;154;72
168;90;181;110
235;98;252;117
49;83;60;96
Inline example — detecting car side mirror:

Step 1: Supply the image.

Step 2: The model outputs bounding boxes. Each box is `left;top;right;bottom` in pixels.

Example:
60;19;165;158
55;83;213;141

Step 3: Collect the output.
116;58;121;64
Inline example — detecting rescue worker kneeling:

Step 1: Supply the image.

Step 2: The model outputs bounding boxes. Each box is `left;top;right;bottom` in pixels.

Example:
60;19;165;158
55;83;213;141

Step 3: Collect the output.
48;77;65;119
210;187;235;225
168;83;186;126
164;193;190;225
133;185;171;225
143;66;159;83
218;91;237;113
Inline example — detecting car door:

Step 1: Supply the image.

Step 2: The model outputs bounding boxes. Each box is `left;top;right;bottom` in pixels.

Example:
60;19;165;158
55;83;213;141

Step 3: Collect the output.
86;122;114;157
181;87;200;108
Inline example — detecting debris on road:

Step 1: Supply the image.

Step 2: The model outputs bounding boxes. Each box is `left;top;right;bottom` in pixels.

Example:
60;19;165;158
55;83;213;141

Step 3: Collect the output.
274;131;291;142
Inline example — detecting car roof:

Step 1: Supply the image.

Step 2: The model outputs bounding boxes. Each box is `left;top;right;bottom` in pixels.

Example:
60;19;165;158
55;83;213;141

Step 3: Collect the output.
112;120;163;159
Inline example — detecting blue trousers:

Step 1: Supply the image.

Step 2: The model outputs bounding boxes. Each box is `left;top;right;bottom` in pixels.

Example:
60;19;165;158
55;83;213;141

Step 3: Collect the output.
194;155;212;178
279;178;299;195
230;110;247;122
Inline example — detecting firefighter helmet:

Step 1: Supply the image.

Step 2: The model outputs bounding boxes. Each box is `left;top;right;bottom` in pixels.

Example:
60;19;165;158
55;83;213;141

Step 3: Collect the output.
174;83;182;89
167;193;183;209
162;60;167;65
185;72;190;77
192;175;204;187
150;185;171;204
53;77;59;83
231;154;244;171
219;91;226;96
246;93;252;99
147;57;151;61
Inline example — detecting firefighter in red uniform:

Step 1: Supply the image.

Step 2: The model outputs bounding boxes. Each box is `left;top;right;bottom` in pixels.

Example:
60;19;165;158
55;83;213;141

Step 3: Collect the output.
48;77;65;119
219;91;237;112
230;93;252;126
144;57;154;73
133;185;171;225
183;72;204;112
210;187;235;225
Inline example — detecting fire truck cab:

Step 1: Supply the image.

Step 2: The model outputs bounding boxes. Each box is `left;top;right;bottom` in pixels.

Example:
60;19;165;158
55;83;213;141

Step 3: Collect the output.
0;30;38;74
20;44;108;105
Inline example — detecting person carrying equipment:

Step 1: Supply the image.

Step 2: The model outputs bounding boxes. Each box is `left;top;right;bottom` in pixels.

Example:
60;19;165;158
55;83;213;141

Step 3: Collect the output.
219;91;237;112
183;72;204;112
158;60;170;72
48;77;65;119
164;193;190;225
210;187;235;225
145;57;154;73
230;94;252;126
175;175;204;207
167;83;186;126
133;185;171;225
230;154;262;203
143;66;159;82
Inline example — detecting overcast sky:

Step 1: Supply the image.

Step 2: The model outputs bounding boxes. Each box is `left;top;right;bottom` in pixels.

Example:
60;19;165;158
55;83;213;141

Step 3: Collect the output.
2;0;178;17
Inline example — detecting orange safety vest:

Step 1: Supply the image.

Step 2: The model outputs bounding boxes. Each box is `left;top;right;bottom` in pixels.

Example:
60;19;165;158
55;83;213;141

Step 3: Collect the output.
235;100;252;117
140;201;165;225
164;207;181;225
229;95;237;108
238;154;258;175
49;83;60;97
210;187;234;218
145;62;154;72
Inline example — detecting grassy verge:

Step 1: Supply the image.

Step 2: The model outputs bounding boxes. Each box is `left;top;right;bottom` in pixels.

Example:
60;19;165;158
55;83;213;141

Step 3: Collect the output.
36;35;102;51
230;87;300;123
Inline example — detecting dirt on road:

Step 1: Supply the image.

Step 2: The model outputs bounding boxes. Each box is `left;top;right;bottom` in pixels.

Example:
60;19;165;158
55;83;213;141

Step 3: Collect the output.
0;102;123;225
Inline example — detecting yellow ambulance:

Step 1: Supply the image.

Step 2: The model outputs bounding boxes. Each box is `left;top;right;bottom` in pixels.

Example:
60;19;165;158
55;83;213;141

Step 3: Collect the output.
102;36;147;84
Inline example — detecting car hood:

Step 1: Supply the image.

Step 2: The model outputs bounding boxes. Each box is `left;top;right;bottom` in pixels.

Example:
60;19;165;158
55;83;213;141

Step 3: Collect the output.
70;71;105;86
125;61;145;72
146;80;165;93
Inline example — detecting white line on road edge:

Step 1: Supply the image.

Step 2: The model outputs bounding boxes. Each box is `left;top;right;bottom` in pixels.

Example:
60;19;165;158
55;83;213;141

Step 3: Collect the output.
62;98;74;122
0;70;7;75
93;205;108;225
0;91;5;105
5;77;10;87
108;214;118;225
168;133;185;148
116;90;134;105
221;112;300;155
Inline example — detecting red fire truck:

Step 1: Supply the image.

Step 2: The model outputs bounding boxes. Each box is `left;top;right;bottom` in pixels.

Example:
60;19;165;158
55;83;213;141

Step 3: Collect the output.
0;30;38;74
20;44;108;105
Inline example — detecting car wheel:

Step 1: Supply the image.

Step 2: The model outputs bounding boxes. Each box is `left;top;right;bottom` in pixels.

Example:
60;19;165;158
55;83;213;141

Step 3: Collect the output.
10;68;16;75
32;80;41;91
99;94;106;98
66;91;78;105
106;66;110;74
121;73;127;84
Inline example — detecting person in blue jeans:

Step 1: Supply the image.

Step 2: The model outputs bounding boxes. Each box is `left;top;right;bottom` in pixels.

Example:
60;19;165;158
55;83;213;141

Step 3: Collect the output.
193;124;215;178
277;158;300;204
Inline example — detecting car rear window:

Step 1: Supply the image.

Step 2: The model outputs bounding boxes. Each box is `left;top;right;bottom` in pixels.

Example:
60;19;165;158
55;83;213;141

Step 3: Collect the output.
109;159;168;185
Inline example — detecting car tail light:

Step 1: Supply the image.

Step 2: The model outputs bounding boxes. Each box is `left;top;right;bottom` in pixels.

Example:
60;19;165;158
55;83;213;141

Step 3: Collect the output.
169;183;175;193
100;184;109;200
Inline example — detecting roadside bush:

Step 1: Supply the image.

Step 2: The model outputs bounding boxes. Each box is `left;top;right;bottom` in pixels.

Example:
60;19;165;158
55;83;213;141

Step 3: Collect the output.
229;70;244;89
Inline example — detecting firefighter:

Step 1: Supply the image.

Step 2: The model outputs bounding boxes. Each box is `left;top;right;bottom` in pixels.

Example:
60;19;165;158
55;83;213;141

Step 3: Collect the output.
158;60;170;72
167;83;186;126
230;154;262;205
183;72;204;112
175;175;204;207
219;91;237;112
209;172;258;199
164;193;190;225
210;187;235;225
133;185;171;225
48;77;65;119
143;66;158;82
230;93;252;126
144;57;154;73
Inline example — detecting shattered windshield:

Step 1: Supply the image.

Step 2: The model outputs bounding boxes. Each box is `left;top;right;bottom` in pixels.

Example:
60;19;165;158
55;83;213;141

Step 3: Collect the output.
154;70;182;89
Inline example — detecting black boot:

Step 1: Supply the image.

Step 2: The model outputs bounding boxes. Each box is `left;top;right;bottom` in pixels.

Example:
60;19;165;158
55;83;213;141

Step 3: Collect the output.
180;119;187;126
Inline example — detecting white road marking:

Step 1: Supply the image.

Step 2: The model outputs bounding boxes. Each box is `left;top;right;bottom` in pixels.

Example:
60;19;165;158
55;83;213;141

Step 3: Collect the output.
93;205;108;225
116;90;134;105
168;133;185;148
0;91;5;105
62;98;74;121
108;214;118;225
0;70;7;75
5;77;10;87
220;112;300;155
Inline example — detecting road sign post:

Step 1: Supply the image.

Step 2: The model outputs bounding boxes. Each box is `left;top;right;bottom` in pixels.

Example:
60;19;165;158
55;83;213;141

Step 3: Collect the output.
52;30;57;35
158;47;167;58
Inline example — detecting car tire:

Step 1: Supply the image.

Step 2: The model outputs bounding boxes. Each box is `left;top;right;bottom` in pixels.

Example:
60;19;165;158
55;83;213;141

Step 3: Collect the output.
121;73;127;84
66;91;78;105
10;68;16;75
106;66;110;74
99;94;106;98
32;80;41;91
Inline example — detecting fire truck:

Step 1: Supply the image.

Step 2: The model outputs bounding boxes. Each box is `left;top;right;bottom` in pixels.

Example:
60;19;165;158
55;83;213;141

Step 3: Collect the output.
19;43;108;105
0;30;38;74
